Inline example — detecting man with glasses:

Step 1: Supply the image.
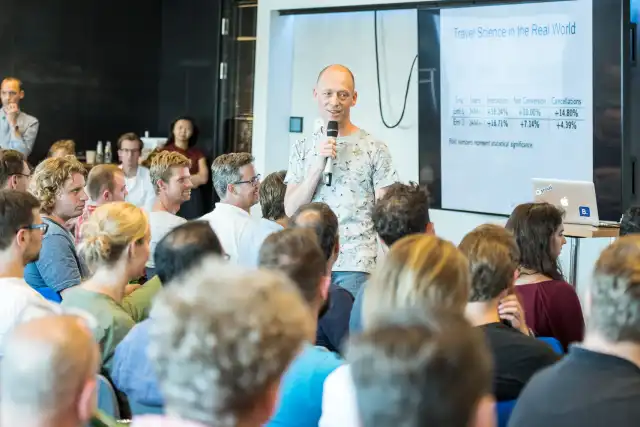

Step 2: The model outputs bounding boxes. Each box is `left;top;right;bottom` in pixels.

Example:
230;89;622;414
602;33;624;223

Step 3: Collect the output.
0;149;31;191
0;77;39;156
201;152;268;266
118;132;156;212
0;190;49;355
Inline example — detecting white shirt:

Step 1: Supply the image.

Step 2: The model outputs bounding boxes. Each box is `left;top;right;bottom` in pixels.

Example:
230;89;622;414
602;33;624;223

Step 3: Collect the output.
0;277;47;355
146;211;187;268
123;166;156;213
320;365;360;427
200;203;275;267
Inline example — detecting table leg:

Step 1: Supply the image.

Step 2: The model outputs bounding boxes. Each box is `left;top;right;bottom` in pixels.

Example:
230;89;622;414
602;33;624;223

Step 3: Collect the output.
569;237;581;286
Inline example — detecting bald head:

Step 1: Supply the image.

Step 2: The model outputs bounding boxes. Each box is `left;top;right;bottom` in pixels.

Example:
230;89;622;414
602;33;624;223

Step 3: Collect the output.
291;202;339;262
1;315;99;419
294;209;321;227
317;64;355;91
2;77;22;90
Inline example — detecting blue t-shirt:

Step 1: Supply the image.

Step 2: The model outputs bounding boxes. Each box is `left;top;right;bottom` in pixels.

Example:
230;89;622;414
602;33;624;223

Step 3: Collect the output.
24;217;90;302
111;319;164;407
267;344;342;427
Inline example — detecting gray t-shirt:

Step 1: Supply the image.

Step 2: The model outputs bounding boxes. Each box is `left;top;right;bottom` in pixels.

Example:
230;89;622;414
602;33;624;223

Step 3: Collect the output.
285;129;397;273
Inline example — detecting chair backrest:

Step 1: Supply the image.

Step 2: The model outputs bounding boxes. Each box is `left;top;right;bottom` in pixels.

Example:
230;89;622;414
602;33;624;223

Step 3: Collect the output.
537;337;564;354
128;399;164;416
97;374;120;419
496;399;517;427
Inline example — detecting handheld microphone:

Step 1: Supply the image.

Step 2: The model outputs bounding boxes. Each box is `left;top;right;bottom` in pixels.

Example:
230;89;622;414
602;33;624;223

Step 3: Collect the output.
324;120;338;186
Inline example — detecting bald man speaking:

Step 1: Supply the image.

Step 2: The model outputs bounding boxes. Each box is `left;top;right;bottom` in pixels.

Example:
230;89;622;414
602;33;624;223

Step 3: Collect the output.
0;77;39;156
284;64;398;297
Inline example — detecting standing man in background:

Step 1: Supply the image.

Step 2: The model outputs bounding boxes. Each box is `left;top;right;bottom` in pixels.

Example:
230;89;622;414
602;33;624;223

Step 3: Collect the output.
284;64;398;296
0;77;39;156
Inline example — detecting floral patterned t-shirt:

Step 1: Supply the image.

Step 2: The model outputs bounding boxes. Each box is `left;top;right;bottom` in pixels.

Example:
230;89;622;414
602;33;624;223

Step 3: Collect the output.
285;128;398;273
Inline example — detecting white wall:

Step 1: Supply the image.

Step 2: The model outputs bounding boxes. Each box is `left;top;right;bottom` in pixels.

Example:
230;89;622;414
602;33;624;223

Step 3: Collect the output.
253;0;614;300
289;10;419;183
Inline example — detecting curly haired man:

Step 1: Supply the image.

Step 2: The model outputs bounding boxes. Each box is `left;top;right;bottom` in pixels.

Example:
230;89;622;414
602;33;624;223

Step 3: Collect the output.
24;156;89;301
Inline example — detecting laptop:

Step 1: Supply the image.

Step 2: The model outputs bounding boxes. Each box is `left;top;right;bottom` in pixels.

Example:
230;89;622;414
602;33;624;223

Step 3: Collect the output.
532;178;618;227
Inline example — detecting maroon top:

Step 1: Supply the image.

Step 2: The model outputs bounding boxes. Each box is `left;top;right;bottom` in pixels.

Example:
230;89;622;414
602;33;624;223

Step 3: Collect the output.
516;280;585;351
162;144;204;175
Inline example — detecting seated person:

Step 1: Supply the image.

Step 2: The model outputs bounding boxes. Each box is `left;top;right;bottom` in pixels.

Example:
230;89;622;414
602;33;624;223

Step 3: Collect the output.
320;234;469;427
130;260;311;427
260;170;289;231
61;202;158;371
0;314;107;427
201;153;266;266
74;164;128;244
620;205;640;236
24;156;90;301
111;221;224;408
291;202;353;354
259;229;342;427
48;139;76;158
506;202;585;350
0;149;31;191
348;311;494;427
117;132;156;212
350;182;434;334
0;190;50;354
145;150;192;278
459;224;559;401
510;236;640;427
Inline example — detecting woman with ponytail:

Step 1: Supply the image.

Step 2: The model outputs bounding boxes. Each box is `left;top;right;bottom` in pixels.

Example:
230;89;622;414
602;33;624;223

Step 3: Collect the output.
61;202;157;371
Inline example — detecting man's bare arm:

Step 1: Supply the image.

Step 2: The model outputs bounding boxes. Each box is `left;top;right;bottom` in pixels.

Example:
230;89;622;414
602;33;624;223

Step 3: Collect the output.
285;135;336;216
284;160;325;217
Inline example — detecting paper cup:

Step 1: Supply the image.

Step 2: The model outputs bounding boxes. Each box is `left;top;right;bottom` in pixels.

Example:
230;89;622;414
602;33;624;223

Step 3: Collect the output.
86;150;96;165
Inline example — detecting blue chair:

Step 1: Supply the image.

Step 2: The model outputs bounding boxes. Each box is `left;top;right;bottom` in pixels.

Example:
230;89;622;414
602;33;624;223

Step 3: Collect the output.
537;337;563;354
496;399;517;427
128;399;164;416
97;374;120;419
33;286;62;302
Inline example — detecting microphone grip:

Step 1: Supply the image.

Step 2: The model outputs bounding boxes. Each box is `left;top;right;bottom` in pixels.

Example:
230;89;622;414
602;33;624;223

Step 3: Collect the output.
323;157;333;186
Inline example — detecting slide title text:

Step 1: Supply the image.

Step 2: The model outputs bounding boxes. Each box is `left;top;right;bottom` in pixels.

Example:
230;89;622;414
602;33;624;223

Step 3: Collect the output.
454;21;577;39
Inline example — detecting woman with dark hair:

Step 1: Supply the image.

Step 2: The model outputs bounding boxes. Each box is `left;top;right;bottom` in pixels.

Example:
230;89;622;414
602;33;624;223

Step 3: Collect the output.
161;116;209;219
506;202;585;350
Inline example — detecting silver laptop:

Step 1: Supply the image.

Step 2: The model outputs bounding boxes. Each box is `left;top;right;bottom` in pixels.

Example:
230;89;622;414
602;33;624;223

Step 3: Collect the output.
532;178;604;226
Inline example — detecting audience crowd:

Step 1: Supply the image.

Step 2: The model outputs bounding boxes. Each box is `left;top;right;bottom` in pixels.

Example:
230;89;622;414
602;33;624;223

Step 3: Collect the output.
0;69;637;427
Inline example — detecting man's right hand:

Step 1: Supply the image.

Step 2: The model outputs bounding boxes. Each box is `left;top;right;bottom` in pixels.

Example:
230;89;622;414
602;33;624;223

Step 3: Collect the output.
317;138;337;159
4;103;19;125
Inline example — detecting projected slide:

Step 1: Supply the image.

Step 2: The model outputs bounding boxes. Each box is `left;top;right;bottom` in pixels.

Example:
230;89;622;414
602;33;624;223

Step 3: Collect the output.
439;0;593;215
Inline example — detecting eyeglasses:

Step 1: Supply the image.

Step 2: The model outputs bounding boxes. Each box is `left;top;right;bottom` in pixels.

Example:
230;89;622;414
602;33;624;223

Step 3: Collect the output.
21;223;48;235
118;149;140;154
11;173;30;179
233;174;261;186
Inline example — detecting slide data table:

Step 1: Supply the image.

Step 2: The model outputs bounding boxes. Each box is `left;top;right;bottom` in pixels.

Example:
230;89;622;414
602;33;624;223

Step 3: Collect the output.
439;0;594;215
